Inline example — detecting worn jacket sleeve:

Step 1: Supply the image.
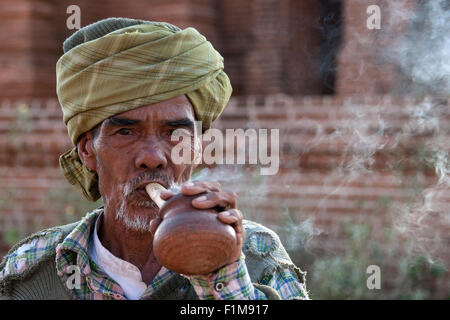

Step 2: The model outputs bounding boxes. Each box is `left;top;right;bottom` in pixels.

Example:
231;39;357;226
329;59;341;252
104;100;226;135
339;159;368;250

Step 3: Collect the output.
187;220;309;300
187;252;308;300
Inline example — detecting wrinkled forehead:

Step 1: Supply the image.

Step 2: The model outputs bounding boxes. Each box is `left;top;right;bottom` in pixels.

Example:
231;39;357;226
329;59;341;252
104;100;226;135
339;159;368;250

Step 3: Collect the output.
99;95;197;129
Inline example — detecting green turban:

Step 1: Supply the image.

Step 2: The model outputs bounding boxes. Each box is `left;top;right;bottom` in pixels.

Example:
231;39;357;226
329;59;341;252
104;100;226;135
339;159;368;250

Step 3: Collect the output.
56;18;232;201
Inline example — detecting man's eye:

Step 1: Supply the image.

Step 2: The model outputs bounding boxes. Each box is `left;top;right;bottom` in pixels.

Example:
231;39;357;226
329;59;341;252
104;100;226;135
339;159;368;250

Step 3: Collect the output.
117;128;132;135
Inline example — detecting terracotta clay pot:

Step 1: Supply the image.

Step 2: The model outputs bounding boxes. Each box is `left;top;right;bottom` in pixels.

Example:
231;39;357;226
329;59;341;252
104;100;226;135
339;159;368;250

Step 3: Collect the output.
152;192;237;275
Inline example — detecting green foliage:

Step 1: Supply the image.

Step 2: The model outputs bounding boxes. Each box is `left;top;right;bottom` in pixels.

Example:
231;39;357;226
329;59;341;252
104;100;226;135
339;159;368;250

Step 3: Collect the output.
7;103;34;143
0;183;21;251
45;188;103;225
3;226;20;247
0;185;102;258
298;217;449;299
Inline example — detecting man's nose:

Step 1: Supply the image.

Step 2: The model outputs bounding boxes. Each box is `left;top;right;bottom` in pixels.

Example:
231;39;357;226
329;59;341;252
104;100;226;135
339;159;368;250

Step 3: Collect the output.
135;139;168;170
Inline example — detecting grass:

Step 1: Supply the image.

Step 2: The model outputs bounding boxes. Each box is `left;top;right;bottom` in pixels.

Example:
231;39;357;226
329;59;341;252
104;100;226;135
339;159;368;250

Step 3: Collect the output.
287;216;449;299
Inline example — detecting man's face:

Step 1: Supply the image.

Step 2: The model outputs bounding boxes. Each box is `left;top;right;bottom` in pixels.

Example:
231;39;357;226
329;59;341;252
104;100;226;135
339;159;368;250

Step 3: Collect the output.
89;95;200;232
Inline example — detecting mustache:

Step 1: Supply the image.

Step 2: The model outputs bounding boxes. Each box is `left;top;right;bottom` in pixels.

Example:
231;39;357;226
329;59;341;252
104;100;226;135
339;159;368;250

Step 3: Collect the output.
123;171;170;197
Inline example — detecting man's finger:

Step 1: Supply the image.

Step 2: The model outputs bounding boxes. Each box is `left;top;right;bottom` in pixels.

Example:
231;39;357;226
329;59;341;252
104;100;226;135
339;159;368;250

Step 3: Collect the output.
217;209;243;228
149;217;162;236
160;190;174;200
192;191;237;210
181;181;221;195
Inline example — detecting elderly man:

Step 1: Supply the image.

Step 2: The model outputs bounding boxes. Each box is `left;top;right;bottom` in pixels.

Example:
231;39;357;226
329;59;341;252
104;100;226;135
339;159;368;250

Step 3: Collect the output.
0;18;308;300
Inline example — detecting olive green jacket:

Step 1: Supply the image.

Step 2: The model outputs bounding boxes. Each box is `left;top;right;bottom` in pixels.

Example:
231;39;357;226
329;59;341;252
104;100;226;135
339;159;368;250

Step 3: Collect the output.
0;220;305;300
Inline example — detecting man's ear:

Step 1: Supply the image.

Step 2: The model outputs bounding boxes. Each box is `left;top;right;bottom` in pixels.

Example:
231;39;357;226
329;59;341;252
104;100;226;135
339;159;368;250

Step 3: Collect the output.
77;131;97;172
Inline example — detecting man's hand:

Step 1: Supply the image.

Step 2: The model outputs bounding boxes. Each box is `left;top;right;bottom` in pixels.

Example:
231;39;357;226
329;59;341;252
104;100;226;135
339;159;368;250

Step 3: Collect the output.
158;180;245;266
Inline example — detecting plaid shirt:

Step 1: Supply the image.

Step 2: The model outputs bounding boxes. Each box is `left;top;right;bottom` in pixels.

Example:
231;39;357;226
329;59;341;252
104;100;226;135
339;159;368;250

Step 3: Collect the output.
1;208;309;300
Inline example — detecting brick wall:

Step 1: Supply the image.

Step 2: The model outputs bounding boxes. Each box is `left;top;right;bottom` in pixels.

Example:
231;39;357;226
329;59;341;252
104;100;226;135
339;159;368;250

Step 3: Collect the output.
336;0;418;94
1;95;449;263
0;0;328;99
0;0;449;297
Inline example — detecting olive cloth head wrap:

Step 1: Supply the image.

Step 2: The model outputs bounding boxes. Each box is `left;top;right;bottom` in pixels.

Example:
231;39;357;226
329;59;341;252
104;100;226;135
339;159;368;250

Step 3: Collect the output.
56;18;232;201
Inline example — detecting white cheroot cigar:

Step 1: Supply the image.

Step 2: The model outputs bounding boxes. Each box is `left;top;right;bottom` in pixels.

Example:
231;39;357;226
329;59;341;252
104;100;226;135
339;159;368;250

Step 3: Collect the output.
145;183;167;209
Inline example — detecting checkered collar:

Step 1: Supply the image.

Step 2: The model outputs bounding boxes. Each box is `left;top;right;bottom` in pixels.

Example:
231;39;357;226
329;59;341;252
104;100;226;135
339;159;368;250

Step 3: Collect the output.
55;208;101;278
54;207;184;299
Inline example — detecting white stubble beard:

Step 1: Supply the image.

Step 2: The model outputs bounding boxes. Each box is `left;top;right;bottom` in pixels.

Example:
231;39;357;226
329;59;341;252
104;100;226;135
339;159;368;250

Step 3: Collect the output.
109;183;158;233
